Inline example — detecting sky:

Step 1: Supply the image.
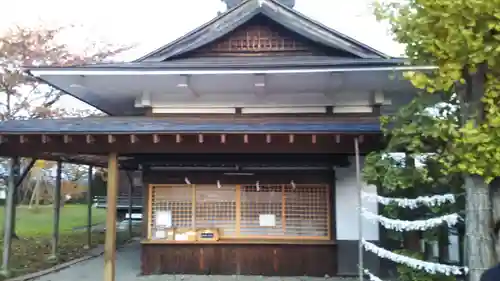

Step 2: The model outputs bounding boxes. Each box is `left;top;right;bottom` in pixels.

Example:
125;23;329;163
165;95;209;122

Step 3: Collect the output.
0;0;405;110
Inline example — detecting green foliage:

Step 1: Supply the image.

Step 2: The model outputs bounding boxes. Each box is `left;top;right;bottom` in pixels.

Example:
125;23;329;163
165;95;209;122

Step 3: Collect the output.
374;0;500;182
362;89;465;276
395;250;457;281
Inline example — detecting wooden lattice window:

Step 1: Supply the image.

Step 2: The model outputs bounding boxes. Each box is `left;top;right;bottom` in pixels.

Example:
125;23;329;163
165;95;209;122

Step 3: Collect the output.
187;16;326;57
195;184;237;237
148;184;331;241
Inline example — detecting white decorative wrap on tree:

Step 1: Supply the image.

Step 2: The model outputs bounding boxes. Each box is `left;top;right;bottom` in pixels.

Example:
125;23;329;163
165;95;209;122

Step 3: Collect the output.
361;191;456;209
362;240;468;275
364;269;384;281
361;208;461;231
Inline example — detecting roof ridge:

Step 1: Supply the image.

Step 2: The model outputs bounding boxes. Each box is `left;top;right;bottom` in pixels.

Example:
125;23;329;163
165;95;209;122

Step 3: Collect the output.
135;0;389;62
133;0;257;62
262;0;389;58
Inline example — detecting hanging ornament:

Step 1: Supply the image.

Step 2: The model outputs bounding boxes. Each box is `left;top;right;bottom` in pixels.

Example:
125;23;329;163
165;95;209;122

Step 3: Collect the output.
361;208;462;231
364;270;384;281
184;177;191;185
362;240;468;275
361;191;456;209
217;180;222;189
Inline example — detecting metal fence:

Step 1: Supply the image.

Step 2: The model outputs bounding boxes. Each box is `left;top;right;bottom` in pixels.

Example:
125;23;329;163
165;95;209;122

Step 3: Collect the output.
93;196;143;210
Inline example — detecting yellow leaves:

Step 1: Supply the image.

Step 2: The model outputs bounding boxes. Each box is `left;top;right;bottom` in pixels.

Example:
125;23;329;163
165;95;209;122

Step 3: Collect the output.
374;0;500;184
409;72;431;89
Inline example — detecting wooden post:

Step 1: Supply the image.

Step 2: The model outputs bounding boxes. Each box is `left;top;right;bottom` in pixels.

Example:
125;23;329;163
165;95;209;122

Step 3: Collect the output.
104;153;118;281
235;185;241;236
1;157;19;277
86;165;93;249
10;157;20;240
10;159;34;240
49;160;62;261
191;184;196;230
355;137;364;281
125;172;134;238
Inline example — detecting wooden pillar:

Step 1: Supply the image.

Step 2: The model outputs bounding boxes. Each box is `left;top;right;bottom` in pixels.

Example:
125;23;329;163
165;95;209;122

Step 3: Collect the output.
86;165;93;249
104;153;118;281
354;137;363;281
125;172;134;238
10;157;21;240
1;157;19;277
9;159;35;241
49;161;63;261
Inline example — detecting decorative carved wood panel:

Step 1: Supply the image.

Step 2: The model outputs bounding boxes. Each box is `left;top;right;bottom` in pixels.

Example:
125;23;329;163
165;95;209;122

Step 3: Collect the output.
188;16;328;57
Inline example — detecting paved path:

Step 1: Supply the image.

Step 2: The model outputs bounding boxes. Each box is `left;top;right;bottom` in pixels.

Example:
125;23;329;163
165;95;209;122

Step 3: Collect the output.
33;242;358;281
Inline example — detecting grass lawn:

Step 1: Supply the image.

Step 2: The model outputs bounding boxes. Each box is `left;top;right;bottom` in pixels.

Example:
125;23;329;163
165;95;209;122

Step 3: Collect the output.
0;204;123;279
0;204;106;236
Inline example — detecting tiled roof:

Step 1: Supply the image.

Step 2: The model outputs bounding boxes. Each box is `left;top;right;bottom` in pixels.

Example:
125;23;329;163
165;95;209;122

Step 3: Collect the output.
0;117;380;134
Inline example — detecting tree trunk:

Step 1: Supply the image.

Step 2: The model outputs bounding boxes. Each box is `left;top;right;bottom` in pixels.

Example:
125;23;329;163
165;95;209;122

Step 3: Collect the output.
461;63;494;281
489;177;500;262
465;175;495;281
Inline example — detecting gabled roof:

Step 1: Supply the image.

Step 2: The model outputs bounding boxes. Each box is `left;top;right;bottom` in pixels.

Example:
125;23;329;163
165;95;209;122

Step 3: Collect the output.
135;0;389;62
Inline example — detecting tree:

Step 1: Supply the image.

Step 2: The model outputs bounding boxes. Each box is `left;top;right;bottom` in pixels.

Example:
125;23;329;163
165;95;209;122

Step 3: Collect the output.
373;1;500;280
363;92;465;280
0;24;130;238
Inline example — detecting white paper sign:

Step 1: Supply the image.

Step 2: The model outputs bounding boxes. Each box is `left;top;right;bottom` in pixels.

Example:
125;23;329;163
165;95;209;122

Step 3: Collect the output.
259;214;276;227
175;234;188;241
155;210;172;227
154;230;166;239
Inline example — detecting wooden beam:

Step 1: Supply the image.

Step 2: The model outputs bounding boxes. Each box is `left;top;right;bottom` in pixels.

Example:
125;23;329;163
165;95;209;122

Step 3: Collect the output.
130;135;138;144
86;135;94;144
152;134;160;143
107;135;116;144
104;153;118;281
266;134;271;144
49;160;62;261
63;135;72;143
